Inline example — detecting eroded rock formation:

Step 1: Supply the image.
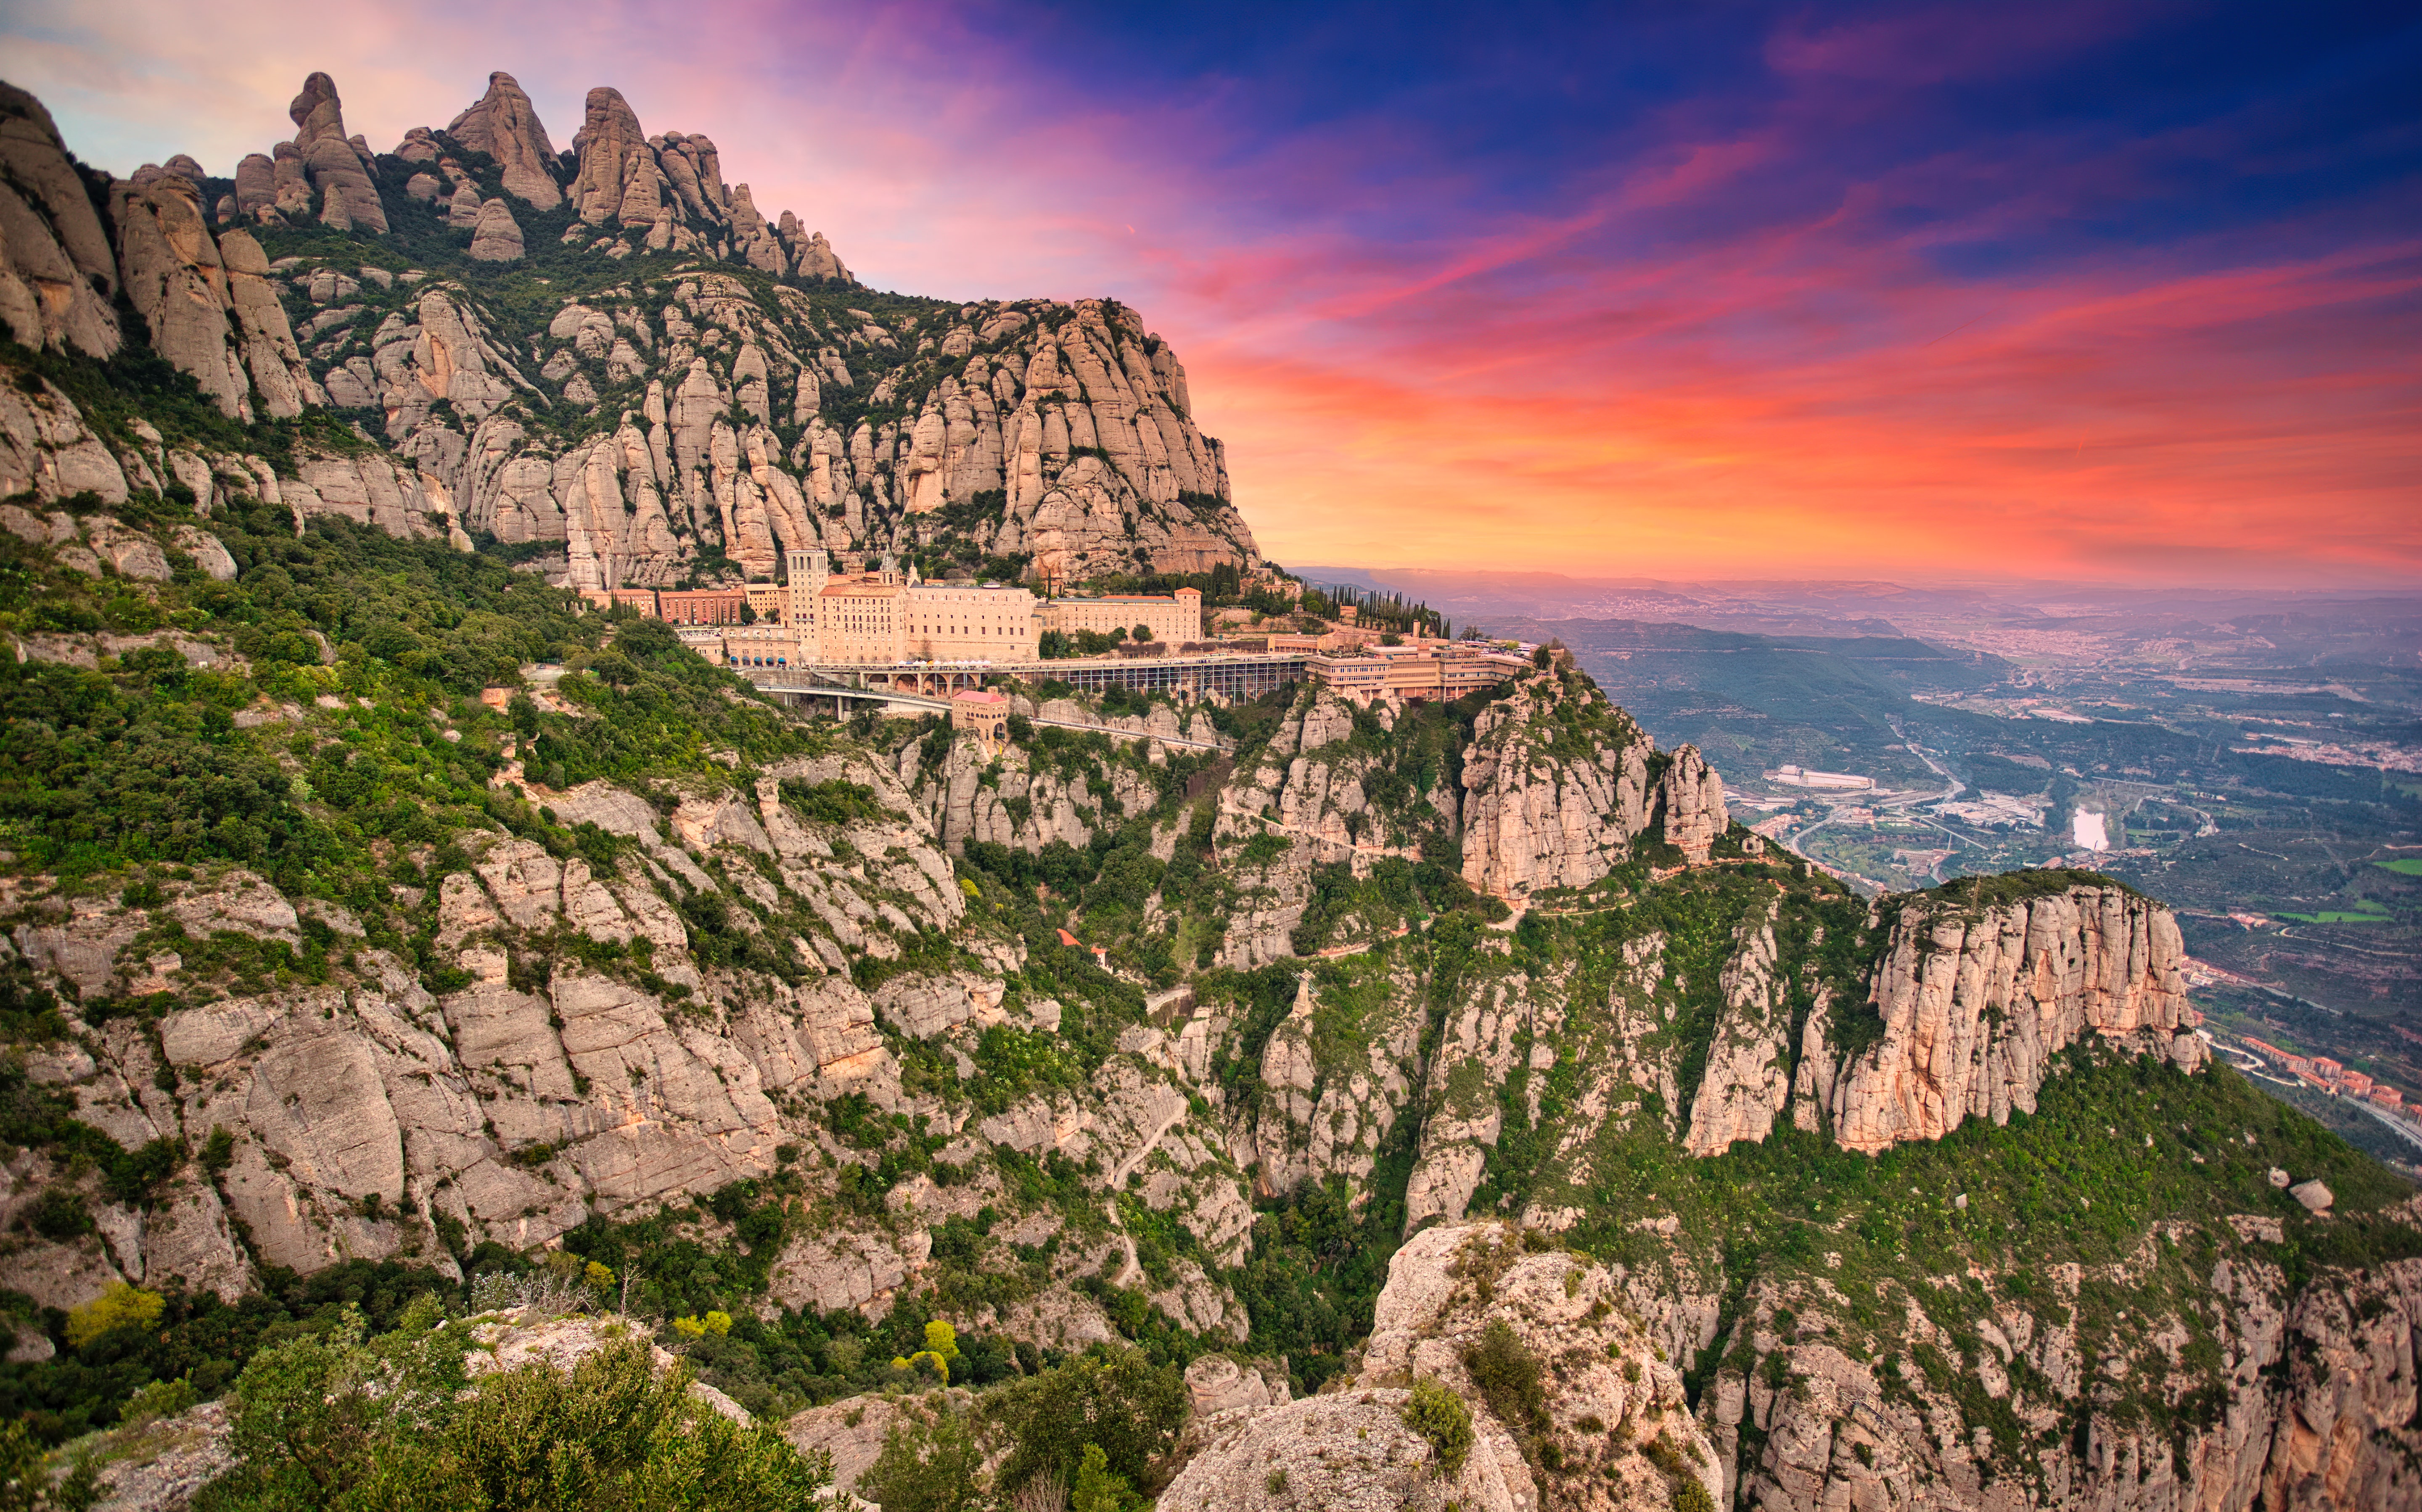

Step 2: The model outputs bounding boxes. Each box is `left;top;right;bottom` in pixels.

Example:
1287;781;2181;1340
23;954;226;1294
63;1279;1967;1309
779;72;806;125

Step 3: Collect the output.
1803;883;2203;1152
1460;673;1654;900
0;82;120;358
445;72;562;209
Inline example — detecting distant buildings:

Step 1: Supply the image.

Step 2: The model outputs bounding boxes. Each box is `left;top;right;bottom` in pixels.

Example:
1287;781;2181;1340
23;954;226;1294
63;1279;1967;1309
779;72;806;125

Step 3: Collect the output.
657;588;748;626
582;549;1206;670
1767;765;1874;790
2235;1035;2410;1108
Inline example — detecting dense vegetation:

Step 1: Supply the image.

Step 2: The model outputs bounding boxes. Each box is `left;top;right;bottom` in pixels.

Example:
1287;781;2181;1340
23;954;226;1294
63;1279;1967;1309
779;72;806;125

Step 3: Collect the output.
5;416;2416;1504
187;1302;829;1512
1;493;817;899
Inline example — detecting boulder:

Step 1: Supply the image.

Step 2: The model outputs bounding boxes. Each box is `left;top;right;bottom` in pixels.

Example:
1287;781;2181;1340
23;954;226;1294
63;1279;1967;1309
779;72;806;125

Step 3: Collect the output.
467;198;526;262
1166;1389;1535;1512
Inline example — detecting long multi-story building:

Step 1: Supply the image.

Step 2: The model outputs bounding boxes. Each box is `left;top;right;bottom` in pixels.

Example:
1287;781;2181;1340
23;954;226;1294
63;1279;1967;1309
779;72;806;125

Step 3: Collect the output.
658;588;749;625
778;550;1042;664
1037;589;1202;645
625;553;1208;670
1308;643;1530;705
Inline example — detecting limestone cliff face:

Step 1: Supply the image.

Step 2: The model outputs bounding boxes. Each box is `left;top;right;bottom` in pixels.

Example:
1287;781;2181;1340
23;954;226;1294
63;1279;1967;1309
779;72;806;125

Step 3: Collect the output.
1801;883;2202;1153
1460;673;1654;900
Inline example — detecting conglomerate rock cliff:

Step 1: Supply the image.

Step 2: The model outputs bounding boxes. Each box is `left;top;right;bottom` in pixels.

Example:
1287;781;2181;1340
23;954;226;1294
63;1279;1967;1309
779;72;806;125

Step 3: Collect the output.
0;71;1261;586
1458;674;1654;900
0;83;122;360
1801;881;2203;1153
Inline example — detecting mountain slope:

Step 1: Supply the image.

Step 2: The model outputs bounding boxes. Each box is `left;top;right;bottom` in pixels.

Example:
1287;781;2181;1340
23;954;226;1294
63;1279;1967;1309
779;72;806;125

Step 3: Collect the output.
0;74;2417;1512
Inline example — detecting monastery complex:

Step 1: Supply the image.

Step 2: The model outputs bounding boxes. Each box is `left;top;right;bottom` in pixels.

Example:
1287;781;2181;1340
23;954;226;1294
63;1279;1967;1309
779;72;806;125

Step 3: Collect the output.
584;549;1202;667
582;550;1531;707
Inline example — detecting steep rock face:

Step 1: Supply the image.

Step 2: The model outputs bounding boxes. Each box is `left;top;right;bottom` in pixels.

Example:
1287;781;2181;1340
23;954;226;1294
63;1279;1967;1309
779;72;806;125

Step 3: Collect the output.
112;174;252;420
0;82;121;358
1208;688;1454;968
1403;965;1571;1235
445;72;562;209
1252;966;1426;1203
1460;673;1655;901
109;173;325;420
355;275;1254;584
0;373;130;503
1682;901;1790;1157
9;74;1259;585
1806;884;2202;1153
913;700;1185;857
1686;1242;2422;1512
214;228;324;417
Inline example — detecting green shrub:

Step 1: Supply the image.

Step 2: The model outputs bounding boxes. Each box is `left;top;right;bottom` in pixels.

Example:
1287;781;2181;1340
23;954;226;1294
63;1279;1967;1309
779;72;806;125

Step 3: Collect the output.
65;1283;164;1348
1461;1320;1547;1437
198;1311;831;1511
1070;1442;1133;1512
981;1348;1185;1496
858;1402;985;1512
1400;1377;1474;1478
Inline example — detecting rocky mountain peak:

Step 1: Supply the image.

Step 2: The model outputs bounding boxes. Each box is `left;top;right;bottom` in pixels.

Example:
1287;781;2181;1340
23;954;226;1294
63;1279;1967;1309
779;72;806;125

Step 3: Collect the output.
287;70;344;140
444;71;563;209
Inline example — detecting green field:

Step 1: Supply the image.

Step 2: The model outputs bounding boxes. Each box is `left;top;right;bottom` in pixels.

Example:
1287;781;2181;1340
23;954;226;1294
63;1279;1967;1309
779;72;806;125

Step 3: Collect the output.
2374;858;2422;876
2275;911;2392;924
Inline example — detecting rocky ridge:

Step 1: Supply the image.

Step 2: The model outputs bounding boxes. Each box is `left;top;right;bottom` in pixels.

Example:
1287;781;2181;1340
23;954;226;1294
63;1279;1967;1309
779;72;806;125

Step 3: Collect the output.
2;493;2414;1506
0;72;1261;586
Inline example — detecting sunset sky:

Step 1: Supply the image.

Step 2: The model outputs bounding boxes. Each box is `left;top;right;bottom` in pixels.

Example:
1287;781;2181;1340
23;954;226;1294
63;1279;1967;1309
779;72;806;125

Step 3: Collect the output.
6;0;2417;586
